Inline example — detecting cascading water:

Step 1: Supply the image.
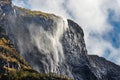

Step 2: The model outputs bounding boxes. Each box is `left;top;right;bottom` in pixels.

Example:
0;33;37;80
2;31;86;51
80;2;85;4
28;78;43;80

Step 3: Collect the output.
28;17;69;73
4;8;69;73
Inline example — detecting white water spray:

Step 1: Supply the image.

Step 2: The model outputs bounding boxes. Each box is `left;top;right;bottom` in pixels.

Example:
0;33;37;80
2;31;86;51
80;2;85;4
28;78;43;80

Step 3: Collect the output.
5;13;69;73
29;17;68;73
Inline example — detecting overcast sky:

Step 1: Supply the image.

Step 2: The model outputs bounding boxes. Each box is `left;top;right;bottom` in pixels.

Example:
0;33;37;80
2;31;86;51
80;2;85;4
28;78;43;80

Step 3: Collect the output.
12;0;120;65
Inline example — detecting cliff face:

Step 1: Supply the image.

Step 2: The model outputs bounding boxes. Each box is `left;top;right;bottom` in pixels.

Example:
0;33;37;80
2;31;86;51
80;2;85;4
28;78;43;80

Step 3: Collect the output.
0;0;31;73
0;0;120;80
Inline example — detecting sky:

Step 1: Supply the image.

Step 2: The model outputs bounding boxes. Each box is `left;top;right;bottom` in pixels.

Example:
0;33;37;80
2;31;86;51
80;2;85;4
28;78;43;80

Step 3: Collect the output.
12;0;120;65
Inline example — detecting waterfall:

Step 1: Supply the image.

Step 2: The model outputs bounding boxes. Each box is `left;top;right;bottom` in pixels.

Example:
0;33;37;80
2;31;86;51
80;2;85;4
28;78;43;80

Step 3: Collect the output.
5;14;69;73
12;5;16;17
0;5;5;20
28;17;68;73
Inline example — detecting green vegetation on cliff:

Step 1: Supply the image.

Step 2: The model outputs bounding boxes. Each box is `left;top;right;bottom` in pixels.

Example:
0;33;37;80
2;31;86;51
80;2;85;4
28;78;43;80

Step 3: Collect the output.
15;6;57;19
0;69;72;80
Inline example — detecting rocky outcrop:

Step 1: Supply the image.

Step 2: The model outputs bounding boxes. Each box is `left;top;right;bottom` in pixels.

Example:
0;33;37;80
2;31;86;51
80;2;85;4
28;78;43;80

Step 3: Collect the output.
89;55;120;80
0;0;120;80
